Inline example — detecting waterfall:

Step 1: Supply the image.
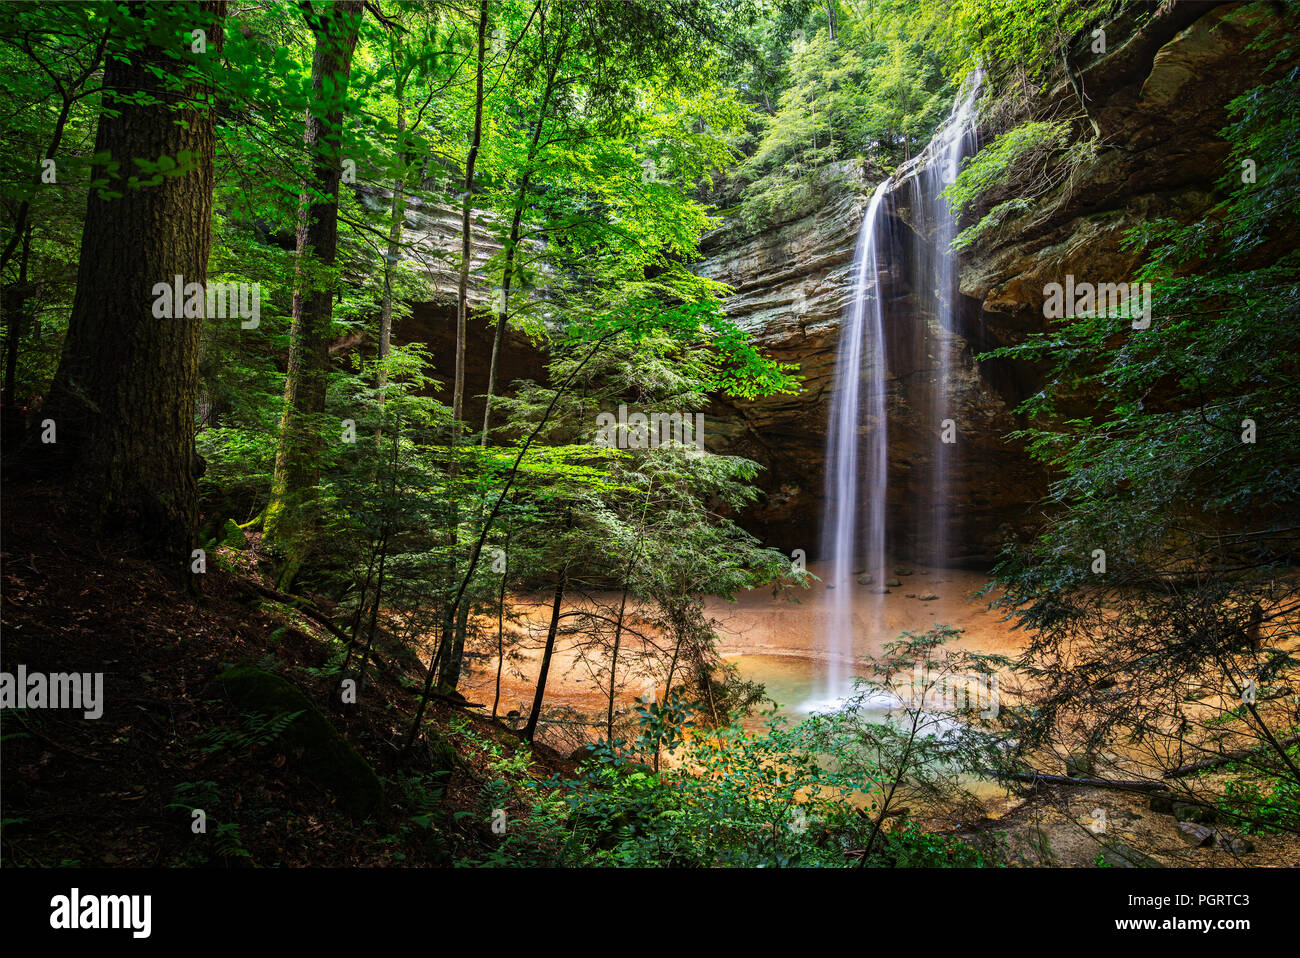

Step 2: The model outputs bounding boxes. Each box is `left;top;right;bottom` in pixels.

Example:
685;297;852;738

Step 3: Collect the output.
912;70;982;567
819;71;982;704
821;179;892;701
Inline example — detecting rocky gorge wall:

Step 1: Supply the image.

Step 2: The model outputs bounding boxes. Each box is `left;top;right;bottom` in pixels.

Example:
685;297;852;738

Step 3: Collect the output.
696;0;1288;565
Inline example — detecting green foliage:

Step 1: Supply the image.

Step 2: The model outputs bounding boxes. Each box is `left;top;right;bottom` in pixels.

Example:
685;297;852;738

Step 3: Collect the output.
943;119;1068;216
734;0;957;229
197;708;305;756
983;31;1300;834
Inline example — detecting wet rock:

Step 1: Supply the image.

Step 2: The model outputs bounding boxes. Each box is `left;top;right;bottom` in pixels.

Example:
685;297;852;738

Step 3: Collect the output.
856;574;873;585
885;578;902;587
1177;822;1215;847
904;593;916;598
917;593;939;601
894;568;914;576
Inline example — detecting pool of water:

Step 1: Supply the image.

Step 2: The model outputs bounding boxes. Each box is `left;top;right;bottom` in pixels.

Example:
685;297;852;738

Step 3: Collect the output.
726;651;1011;802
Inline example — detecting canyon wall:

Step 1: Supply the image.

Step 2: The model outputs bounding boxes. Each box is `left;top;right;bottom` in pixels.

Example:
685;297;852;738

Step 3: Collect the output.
697;0;1284;564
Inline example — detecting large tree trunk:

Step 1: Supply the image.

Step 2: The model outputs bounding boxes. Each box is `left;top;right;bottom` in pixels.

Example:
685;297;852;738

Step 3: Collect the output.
36;0;224;572
265;0;364;587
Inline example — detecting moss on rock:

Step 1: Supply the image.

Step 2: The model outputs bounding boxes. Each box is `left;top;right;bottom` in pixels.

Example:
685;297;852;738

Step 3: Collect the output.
213;665;384;817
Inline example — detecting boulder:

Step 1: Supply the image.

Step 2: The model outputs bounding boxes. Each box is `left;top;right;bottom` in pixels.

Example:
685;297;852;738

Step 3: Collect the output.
1176;822;1215;847
1099;840;1164;868
213;666;385;817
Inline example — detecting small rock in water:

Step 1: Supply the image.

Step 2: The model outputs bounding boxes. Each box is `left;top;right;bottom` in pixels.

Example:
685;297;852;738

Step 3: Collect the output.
826;583;836;589
885;578;901;587
917;593;939;601
857;574;873;585
894;568;914;576
904;593;916;599
1176;822;1215;847
870;588;891;595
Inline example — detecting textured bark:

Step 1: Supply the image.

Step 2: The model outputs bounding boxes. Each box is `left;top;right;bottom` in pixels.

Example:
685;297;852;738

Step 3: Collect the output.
265;0;364;583
37;1;224;571
452;0;488;434
376;77;407;418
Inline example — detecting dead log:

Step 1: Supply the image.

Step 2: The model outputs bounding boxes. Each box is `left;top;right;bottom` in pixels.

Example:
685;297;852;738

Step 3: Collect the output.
1163;735;1300;779
995;770;1170;792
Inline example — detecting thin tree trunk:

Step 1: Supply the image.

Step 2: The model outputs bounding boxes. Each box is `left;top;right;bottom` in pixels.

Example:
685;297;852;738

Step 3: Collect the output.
452;0;489;434
2;226;32;409
376;82;407;421
265;0;364;587
35;1;224;572
524;565;568;742
481;40;560;444
606;480;655;740
354;527;389;690
491;525;511;720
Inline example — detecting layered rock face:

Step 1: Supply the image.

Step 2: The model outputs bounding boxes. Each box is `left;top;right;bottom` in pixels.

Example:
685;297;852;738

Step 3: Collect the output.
697;0;1284;565
354;185;547;430
698;161;1041;566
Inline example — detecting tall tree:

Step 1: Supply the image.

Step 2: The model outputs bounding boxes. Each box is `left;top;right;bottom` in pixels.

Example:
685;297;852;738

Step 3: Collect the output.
264;0;364;587
35;0;224;571
452;0;489;435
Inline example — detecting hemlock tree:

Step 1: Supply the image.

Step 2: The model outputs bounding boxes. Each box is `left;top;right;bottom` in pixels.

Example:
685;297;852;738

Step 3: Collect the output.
264;0;364;587
36;0;225;571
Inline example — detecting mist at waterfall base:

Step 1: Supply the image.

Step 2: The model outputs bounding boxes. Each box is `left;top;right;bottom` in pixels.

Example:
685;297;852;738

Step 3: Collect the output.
814;72;982;715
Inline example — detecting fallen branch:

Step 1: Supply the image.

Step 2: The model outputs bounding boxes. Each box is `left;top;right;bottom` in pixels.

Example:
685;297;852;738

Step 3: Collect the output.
1163;735;1300;779
251;583;352;645
995;770;1170;792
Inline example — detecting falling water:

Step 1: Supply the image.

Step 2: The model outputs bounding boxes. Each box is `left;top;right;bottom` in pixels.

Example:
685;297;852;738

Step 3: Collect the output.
819;72;982;703
912;70;983;567
821;179;892;702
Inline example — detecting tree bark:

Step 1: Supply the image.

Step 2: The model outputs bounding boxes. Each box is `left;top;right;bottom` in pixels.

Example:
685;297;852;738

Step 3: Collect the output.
376;84;407;420
265;0;364;586
481;25;560;444
36;0;224;571
524;564;568;742
452;0;489;434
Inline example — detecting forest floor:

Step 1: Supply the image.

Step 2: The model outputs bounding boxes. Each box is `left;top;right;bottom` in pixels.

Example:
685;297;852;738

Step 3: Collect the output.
0;481;576;867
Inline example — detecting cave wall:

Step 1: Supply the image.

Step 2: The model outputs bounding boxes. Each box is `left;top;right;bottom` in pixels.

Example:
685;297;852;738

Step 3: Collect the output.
695;1;1284;565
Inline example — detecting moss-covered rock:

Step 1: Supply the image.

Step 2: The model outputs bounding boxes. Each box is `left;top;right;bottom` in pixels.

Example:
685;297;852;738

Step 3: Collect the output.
213;665;383;817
